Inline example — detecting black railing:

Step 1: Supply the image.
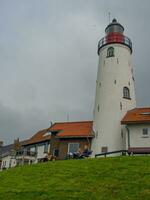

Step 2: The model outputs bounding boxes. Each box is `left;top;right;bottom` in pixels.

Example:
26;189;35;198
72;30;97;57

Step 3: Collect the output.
95;150;127;158
97;35;132;54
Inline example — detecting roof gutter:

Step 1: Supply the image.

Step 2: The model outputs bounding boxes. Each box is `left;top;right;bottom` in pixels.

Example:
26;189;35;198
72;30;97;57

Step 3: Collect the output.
56;135;93;139
126;126;130;149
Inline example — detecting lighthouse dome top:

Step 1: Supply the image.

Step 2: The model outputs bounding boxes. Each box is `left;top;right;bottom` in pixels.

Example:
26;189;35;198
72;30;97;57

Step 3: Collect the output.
105;18;124;35
97;19;132;55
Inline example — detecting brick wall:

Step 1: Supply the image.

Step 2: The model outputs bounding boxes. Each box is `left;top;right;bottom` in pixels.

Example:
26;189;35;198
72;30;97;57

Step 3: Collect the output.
49;133;60;157
50;135;92;160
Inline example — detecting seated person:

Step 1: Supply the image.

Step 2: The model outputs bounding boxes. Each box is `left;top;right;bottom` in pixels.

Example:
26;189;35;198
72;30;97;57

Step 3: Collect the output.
81;145;92;157
73;148;82;159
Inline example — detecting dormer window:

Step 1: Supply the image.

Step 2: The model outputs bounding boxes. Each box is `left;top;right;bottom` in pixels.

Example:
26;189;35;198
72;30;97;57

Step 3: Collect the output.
123;87;130;99
107;47;114;57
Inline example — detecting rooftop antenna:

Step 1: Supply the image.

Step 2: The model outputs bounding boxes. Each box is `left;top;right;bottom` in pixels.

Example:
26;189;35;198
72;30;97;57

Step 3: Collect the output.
50;121;53;126
108;12;111;24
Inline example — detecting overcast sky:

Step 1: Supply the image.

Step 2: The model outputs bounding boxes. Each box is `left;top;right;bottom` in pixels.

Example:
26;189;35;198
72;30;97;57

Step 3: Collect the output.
0;0;150;144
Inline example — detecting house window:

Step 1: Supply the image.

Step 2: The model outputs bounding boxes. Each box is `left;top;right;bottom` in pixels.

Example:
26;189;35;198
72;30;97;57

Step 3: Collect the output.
123;87;130;99
107;47;114;57
30;146;36;153
3;161;6;167
53;149;59;157
44;143;49;153
68;143;79;154
142;128;149;137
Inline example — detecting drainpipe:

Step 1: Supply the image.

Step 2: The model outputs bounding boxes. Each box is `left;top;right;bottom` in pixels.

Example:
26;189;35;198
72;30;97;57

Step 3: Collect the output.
86;137;91;149
126;125;130;149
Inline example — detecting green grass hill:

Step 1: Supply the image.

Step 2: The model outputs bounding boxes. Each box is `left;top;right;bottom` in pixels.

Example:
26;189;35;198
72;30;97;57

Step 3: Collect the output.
0;156;150;200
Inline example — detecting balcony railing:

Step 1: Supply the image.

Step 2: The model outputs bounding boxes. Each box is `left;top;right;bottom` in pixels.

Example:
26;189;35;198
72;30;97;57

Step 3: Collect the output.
16;150;36;157
98;35;132;54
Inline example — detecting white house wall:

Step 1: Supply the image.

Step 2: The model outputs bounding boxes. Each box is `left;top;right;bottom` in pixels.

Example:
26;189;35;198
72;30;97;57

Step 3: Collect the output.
37;145;45;159
127;124;150;148
1;156;16;170
28;143;50;162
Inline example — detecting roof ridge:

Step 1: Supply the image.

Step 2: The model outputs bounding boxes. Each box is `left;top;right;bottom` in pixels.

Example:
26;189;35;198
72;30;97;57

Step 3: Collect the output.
127;107;150;113
135;107;150;109
51;120;93;125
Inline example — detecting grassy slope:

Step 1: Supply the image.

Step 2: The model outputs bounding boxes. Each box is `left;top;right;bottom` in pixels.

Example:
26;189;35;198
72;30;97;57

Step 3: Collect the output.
0;156;150;200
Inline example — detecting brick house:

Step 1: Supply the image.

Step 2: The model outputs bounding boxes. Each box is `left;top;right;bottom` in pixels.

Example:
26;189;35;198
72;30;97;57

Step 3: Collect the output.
48;121;93;160
0;121;93;169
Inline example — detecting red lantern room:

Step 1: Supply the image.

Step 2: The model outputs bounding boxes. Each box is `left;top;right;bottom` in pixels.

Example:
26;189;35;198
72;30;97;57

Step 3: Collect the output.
97;19;132;55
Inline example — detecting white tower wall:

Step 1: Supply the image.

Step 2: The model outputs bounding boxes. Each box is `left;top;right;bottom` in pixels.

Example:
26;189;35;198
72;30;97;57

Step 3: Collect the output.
92;43;136;155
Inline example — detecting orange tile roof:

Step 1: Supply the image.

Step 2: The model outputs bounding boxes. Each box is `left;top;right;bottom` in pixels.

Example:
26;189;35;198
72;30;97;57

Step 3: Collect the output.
121;107;150;124
48;121;93;138
26;129;51;145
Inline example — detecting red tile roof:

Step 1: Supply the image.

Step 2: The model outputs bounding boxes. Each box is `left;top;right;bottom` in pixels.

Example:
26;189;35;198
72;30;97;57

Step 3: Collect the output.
26;129;51;145
48;121;93;138
121;107;150;124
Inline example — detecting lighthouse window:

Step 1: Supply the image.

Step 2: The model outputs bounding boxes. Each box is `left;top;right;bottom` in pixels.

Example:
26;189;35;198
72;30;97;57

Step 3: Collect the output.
123;87;130;99
131;68;133;74
96;131;98;138
120;102;122;110
97;105;100;112
132;76;135;81
107;47;114;57
128;81;130;86
117;58;119;64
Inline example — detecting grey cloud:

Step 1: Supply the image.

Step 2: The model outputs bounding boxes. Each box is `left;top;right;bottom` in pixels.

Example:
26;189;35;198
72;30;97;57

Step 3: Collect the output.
0;0;150;144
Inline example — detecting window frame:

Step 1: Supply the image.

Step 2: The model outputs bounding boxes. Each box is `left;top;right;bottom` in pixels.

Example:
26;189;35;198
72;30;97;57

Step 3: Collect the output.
107;47;115;58
68;143;79;154
123;87;131;99
44;143;49;153
142;128;149;138
53;149;59;157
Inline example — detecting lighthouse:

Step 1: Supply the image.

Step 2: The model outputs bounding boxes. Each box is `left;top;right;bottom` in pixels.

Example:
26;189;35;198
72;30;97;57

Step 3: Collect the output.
91;19;136;155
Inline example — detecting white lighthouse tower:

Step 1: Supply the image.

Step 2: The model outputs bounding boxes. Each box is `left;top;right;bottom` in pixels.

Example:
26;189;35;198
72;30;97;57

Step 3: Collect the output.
91;19;136;155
